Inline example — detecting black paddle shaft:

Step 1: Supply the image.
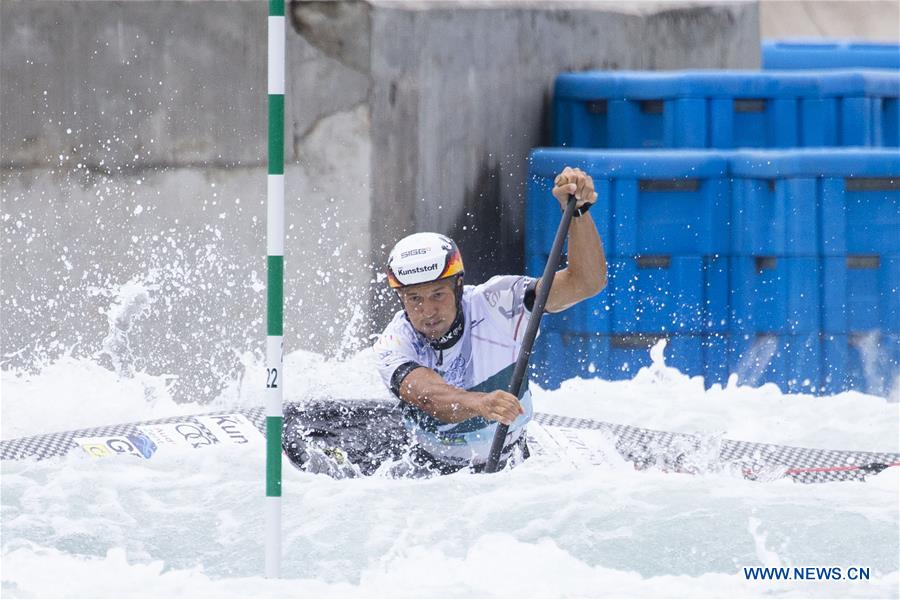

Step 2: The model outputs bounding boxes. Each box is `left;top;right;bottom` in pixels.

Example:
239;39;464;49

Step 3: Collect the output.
484;195;578;473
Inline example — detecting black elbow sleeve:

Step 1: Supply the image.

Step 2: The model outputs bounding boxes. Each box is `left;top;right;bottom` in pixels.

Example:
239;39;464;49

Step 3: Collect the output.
390;361;422;398
524;279;537;312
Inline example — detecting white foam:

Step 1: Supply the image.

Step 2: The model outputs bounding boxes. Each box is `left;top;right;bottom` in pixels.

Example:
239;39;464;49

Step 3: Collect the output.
2;341;898;597
531;341;900;452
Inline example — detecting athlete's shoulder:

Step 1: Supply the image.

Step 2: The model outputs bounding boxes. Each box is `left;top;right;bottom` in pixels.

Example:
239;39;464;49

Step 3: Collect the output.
374;310;418;353
471;275;534;303
466;275;535;325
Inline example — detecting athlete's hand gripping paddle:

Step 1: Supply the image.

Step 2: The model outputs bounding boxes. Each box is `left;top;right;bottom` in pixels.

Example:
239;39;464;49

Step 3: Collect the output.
484;194;578;473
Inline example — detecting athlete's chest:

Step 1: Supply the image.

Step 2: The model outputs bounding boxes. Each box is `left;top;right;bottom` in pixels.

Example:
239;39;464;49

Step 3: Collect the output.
418;303;516;388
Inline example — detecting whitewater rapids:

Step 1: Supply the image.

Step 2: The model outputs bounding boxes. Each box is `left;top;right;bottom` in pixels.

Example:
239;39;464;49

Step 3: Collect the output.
2;343;898;598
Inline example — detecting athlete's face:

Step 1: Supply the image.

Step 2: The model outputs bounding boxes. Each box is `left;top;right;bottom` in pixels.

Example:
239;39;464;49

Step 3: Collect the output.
397;279;459;340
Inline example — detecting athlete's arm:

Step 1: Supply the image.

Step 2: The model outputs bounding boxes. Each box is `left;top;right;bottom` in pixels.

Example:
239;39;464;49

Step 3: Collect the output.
397;367;523;425
538;166;607;313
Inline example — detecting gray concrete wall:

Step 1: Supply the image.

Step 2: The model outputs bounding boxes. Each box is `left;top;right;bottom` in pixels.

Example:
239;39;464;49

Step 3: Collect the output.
359;0;759;317
760;0;900;41
2;0;759;403
2;0;374;401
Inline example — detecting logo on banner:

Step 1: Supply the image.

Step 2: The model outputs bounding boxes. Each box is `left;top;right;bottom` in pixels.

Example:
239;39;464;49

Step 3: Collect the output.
75;433;158;459
174;423;218;448
139;421;220;450
137;414;260;452
195;414;262;446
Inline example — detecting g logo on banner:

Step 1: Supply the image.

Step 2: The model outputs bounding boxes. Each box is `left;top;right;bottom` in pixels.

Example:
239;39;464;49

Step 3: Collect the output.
80;443;112;458
76;433;156;459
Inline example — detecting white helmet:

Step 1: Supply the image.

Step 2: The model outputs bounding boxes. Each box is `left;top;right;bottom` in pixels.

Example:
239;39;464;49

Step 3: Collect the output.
386;232;464;289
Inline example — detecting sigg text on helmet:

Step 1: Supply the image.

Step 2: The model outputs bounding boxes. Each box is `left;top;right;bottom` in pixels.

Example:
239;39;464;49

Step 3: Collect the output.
400;248;428;259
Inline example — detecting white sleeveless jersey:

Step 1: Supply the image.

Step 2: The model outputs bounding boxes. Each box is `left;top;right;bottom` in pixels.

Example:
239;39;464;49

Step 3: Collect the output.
374;275;537;465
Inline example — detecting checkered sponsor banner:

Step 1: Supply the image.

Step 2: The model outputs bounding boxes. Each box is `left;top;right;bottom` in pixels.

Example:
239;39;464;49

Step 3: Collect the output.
2;404;896;484
1;409;267;463
532;413;900;484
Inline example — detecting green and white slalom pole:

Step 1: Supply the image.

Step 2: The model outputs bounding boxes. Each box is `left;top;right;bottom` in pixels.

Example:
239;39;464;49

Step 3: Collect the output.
265;0;285;579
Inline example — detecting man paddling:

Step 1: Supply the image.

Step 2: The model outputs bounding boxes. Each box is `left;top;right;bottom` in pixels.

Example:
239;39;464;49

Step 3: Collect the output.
374;166;607;473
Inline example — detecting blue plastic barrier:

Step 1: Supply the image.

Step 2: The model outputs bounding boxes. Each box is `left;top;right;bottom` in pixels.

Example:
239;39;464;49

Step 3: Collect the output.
527;149;730;257
532;317;898;396
530;332;718;390
705;333;730;387
731;149;900;256
822;255;900;334
525;253;613;334
554;70;900;149
524;148;898;396
609;256;728;334
822;332;900;395
815;71;900;146
528;331;586;390
528;331;605;390
554;72;683;148
730;176;818;256
527;253;727;336
525;251;567;283
525;154;611;258
885;97;899;146
728;333;823;394
729;257;821;334
763;40;900;71
824;175;900;255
